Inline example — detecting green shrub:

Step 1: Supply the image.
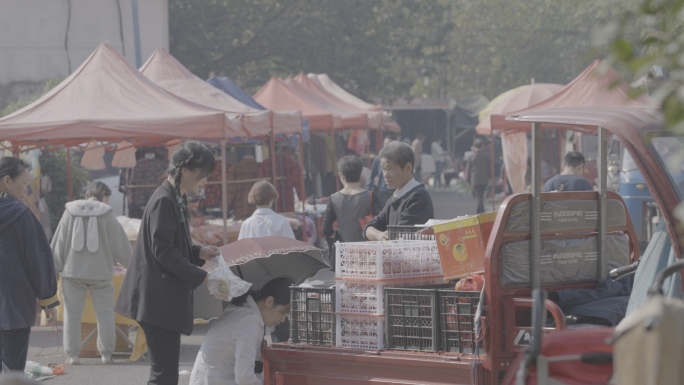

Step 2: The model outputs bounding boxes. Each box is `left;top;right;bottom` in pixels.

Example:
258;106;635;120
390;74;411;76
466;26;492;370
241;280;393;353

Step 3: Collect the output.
40;150;91;230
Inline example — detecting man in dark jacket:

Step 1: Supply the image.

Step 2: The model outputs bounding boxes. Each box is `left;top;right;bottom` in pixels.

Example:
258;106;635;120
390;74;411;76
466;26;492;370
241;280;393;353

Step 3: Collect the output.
366;134;397;207
0;157;58;372
467;138;492;214
364;142;434;241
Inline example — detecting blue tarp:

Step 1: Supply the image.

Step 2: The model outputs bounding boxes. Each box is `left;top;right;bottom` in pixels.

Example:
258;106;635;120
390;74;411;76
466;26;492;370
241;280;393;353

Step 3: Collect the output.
207;76;266;110
207;76;310;145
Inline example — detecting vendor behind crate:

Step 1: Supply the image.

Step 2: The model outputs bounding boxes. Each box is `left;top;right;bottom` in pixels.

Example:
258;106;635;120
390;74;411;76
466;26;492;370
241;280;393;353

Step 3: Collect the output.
364;142;434;241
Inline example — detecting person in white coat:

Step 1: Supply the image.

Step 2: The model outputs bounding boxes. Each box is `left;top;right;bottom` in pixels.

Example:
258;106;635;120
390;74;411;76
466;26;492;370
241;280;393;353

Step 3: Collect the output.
190;277;293;385
51;181;132;365
238;181;295;240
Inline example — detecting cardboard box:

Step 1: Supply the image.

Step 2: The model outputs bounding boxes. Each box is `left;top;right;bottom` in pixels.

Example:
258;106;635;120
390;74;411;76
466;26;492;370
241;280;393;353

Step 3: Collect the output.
433;212;497;281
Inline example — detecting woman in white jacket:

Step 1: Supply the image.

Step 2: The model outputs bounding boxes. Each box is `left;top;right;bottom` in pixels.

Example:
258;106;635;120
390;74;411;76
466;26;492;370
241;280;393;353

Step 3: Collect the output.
190;277;293;385
51;181;132;365
238;181;295;240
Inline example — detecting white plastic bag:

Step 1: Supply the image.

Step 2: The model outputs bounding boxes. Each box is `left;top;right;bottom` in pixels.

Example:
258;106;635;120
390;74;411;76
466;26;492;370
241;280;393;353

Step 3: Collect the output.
206;255;252;301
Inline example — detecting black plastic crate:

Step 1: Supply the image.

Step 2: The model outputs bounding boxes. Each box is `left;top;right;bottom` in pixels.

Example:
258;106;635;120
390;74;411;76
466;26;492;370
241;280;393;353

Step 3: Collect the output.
290;286;335;346
438;289;481;354
387;225;435;241
384;285;449;352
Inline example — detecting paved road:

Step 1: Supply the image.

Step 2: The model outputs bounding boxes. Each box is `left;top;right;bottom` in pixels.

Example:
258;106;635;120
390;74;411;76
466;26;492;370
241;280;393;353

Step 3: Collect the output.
26;324;209;385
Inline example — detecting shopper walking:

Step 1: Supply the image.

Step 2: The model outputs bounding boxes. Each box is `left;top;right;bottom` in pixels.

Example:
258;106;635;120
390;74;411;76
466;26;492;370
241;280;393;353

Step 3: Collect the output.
466;138;492;214
0;157;58;373
431;138;446;188
115;142;221;385
51;181;132;365
411;134;425;181
366;134;397;207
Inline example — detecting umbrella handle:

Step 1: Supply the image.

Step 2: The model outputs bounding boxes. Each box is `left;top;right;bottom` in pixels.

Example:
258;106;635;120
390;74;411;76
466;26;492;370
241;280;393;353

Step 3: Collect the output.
236;265;244;279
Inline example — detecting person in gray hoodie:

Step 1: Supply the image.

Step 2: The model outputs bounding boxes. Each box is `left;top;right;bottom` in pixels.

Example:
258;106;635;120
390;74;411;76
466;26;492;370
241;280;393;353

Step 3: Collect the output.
51;181;132;365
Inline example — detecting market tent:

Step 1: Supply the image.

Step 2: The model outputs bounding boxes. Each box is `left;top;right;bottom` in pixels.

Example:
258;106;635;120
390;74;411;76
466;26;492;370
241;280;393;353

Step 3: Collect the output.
254;77;342;132
140;48;302;137
207;76;312;140
307;73;401;132
491;61;658;193
284;75;367;130
0;42;237;148
293;73;377;129
476;83;564;135
491;61;657;133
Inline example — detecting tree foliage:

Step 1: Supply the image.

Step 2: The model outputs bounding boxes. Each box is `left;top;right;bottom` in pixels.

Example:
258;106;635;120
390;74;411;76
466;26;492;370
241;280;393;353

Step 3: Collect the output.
169;0;625;102
169;0;453;101
1;80;91;232
604;0;684;130
40;150;91;231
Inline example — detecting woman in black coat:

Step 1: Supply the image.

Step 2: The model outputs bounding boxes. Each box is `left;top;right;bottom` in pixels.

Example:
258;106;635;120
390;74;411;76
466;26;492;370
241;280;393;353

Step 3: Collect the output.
0;157;58;372
115;142;220;385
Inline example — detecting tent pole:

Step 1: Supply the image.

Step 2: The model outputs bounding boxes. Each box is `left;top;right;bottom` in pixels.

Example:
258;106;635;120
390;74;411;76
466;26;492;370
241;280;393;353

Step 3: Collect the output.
66;148;74;201
270;125;277;208
331;126;339;191
221;140;228;245
298;131;308;243
490;132;496;212
376;128;382;153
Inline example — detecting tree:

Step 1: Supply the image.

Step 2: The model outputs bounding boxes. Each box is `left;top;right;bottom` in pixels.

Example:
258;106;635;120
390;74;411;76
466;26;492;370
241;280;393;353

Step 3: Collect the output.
604;0;684;130
1;80;91;233
169;0;453;101
169;0;627;102
39;150;90;231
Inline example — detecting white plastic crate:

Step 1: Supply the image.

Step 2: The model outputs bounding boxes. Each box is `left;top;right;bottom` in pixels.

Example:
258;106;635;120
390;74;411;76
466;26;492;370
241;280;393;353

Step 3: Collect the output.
336;314;384;350
336;276;444;315
335;240;443;280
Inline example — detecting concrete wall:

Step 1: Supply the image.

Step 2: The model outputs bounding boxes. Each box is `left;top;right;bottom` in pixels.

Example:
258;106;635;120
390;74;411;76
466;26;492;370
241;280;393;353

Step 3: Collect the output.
0;0;169;109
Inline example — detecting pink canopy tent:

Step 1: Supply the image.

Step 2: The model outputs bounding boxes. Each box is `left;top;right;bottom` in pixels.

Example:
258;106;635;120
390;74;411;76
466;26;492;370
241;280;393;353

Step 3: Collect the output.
475;83;564;136
0;42;239;149
292;73;375;129
139;49;309;242
307;73;401;133
140;48;303;137
491;60;658;133
254;77;342;132
491;60;658;194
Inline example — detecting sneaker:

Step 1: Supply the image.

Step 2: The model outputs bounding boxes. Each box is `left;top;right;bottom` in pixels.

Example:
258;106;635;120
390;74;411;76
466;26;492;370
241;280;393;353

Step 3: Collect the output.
67;356;80;365
101;355;114;365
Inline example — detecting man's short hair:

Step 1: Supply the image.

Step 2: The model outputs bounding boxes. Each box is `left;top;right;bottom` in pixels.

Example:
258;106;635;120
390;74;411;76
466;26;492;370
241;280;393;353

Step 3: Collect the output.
337;155;363;183
473;138;484;149
379;141;415;170
564;151;586;168
248;180;279;206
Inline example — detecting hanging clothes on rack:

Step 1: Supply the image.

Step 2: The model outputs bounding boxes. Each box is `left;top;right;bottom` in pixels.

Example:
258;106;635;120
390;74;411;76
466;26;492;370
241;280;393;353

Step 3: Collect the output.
259;148;304;213
230;156;261;219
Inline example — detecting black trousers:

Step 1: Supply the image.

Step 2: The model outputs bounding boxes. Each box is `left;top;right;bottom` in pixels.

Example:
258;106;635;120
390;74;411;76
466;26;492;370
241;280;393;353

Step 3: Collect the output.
474;184;487;214
139;322;181;385
0;327;31;372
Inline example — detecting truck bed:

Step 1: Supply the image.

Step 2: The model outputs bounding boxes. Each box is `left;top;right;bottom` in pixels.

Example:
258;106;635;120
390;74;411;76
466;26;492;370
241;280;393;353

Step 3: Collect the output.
263;343;477;385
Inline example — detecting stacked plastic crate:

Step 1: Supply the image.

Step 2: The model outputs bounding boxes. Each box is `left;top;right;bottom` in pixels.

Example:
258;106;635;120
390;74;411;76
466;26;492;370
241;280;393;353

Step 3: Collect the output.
334;240;444;350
